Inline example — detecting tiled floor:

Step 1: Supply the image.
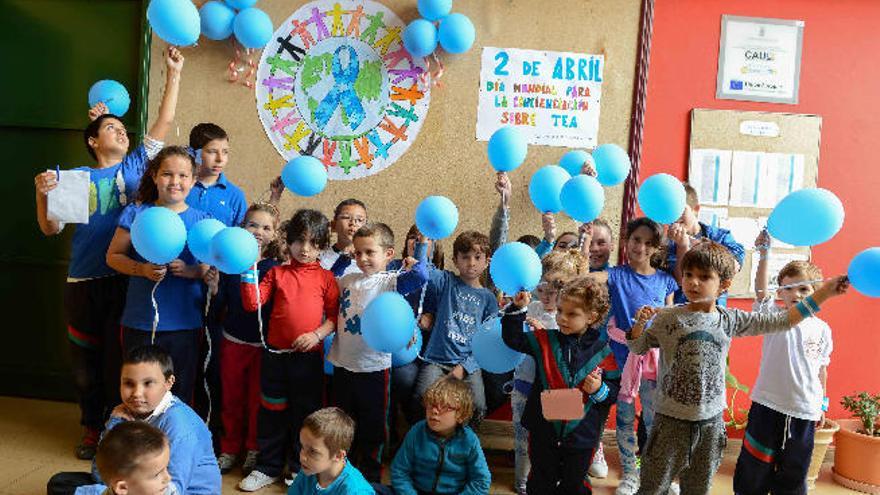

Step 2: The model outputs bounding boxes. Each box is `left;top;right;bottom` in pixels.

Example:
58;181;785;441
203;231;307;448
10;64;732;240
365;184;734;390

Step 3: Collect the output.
0;396;857;494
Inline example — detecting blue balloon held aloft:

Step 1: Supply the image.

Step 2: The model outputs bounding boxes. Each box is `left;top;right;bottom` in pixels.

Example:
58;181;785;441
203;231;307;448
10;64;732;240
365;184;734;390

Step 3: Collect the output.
767;188;844;247
490;242;542;295
392;330;422;367
131;207;186;265
147;0;201;47
592;143;631;186
559;150;594;177
561;175;605;223
281;155;327;197
438;13;474;54
88;80;131;117
637;173;686;224
187;218;225;264
415;196;459;240
848;247;880;298
487;126;527;172
529;165;571;213
225;0;258;9
211;227;259;274
402;19;437;58
418;0;452;21
362;293;416;354
472;317;524;373
233;7;273;49
200;1;236;40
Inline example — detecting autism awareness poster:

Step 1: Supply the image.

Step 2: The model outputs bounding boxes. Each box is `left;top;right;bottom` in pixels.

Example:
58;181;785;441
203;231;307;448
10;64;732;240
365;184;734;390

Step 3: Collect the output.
255;0;431;180
476;47;604;148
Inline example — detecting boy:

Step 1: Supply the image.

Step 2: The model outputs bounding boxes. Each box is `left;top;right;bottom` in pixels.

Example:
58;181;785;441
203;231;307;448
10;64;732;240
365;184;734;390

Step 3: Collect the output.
33;47;183;460
666;182;745;305
82;421;175;495
414;231;498;425
185;123;247;227
327;223;428;482
319;199;368;277
288;407;375;495
627;242;849;495
390;377;491;494
733;231;833;494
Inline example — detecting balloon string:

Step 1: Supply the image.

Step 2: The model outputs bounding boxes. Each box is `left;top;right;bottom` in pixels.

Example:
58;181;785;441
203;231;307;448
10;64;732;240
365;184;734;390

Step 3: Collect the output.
151;279;161;344
419;52;445;88
253;262;292;354
202;292;213;424
227;41;256;90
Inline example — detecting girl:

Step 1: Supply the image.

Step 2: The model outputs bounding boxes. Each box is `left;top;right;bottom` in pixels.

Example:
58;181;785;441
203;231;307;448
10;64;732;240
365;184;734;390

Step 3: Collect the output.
106;146;210;405
206;203;285;475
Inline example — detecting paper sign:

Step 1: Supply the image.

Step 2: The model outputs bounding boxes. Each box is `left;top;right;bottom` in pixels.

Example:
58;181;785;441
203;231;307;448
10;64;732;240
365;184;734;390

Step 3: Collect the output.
740;120;780;137
722;217;762;249
47;169;90;224
689;149;732;206
698;207;728;229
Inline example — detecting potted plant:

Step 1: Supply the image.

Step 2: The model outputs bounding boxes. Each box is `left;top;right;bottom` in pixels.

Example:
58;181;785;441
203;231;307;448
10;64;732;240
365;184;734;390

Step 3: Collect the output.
833;392;880;494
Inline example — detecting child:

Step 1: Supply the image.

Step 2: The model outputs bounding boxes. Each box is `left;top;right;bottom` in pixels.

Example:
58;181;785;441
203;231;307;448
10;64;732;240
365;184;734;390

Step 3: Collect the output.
586;218;614;272
511;250;590;495
502;276;620;495
327;222;428;482
535;213;579;258
732;231;833;494
238;209;340;491
319;199;368;277
586;218;678;494
185;123;247;227
47;345;221;495
89;421;174;495
33;47;183;459
288;407;375;495
666;182;745;305
414;231;498;425
389;377;491;494
627;242;849;495
106;146;210;404
205;202;285;475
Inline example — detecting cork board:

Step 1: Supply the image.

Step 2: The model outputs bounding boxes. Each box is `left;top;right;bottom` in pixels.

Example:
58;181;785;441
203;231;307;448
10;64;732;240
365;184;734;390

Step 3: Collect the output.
689;108;822;298
147;0;642;255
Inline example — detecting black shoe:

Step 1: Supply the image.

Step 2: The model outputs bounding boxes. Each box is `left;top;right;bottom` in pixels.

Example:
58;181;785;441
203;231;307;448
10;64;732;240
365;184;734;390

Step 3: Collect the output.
75;427;100;460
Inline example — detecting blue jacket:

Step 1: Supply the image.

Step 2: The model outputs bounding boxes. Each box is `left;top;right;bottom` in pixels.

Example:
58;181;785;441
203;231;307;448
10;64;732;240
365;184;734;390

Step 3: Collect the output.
288;460;374;494
666;221;745;305
391;420;491;495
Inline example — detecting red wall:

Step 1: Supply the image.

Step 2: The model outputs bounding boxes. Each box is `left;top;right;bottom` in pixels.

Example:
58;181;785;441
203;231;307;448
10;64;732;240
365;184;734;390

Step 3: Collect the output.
640;0;880;425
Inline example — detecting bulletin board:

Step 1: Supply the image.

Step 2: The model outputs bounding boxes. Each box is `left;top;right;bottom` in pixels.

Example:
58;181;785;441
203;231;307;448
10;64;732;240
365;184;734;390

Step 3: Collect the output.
688;108;822;298
146;0;643;255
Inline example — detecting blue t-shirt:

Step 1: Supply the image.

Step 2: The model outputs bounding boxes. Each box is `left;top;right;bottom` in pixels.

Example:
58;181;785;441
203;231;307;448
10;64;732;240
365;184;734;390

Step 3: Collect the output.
118;203;210;331
422;270;498;374
68;145;148;278
185;173;247;227
288;460;374;495
666;221;745;306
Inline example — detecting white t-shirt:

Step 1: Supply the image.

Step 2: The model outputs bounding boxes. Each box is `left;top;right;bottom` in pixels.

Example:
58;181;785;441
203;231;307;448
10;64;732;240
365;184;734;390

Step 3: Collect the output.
750;298;832;421
319;248;362;277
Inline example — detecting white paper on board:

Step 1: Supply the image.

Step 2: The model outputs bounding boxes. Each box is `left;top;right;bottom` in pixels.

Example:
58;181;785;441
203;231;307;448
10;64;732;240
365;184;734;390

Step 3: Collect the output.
689;149;732;206
722;217;761;250
698;207;728;229
47;169;90;224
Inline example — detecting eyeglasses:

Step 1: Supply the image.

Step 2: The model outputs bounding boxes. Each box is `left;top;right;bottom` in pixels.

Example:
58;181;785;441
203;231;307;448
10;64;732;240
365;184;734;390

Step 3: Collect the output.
427;402;459;414
337;215;366;225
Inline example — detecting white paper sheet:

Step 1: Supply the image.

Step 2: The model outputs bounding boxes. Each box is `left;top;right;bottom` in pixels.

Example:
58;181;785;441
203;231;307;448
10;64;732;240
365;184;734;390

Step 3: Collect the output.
698;207;728;229
47;169;90;224
722;217;761;250
689;149;732;205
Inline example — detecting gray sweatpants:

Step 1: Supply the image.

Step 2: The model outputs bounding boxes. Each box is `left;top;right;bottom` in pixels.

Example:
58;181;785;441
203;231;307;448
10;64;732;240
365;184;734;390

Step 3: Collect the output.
636;413;727;495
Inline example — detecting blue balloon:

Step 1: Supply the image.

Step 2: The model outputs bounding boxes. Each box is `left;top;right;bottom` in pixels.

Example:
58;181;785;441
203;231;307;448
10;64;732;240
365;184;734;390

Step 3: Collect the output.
418;0;452;21
323;333;335;375
392;330;422;367
131;207;186;265
848;247;880;297
415;196;459;240
200;1;236;40
402;19;437;58
487;126;527;172
147;0;201;47
438;13;475;54
211;227;259;274
529;165;571;213
88;80;130;117
362;293;416;353
281;155;327;197
592;143;631;186
490;242;542;295
561;175;605;223
225;0;257;9
767;188;844;247
472;317;524;373
637;173;686;224
233;7;273;49
187;218;225;264
559;150;594;177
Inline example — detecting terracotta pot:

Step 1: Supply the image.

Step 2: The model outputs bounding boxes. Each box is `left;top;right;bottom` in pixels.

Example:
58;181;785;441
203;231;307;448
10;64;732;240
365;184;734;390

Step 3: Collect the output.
807;419;839;490
832;418;880;493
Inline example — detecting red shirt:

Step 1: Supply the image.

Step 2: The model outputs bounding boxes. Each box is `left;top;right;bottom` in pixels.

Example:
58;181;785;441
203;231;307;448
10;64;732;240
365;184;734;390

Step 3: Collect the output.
241;259;339;351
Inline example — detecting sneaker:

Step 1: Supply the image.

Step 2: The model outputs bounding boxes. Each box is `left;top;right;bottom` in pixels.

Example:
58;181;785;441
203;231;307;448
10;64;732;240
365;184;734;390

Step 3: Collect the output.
668;481;681;495
615;471;640;495
75;427;100;460
588;442;608;479
242;450;259;476
217;453;237;474
283;471;297;487
238;470;278;492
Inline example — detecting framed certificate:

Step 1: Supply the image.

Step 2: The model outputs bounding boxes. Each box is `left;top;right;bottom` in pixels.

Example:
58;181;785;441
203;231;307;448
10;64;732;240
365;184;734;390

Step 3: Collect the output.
716;15;804;104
